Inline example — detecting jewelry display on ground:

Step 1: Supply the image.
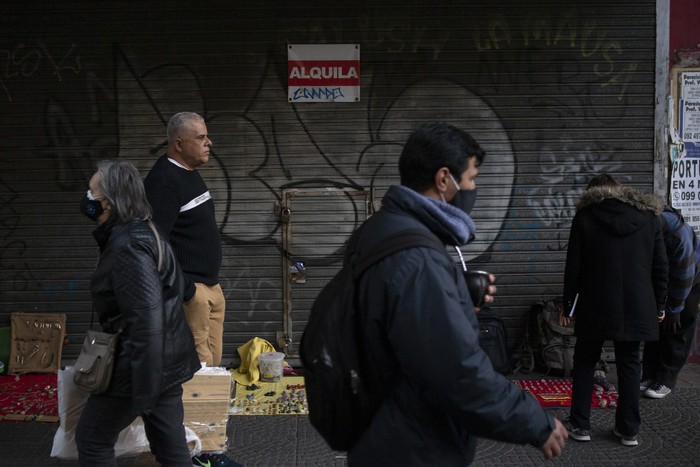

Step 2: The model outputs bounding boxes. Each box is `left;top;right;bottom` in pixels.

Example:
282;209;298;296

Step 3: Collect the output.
0;373;58;422
231;376;308;415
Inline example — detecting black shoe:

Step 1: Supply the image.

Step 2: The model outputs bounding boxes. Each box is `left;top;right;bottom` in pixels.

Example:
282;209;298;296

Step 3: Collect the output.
563;417;591;441
192;452;243;467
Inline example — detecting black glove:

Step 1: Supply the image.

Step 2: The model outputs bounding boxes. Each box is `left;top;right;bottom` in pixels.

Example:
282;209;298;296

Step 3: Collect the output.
663;312;681;333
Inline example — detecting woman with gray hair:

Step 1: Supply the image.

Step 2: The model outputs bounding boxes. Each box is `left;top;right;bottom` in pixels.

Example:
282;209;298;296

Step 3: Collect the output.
76;159;200;466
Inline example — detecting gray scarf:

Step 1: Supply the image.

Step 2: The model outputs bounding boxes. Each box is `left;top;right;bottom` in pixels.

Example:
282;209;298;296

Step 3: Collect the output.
395;185;476;246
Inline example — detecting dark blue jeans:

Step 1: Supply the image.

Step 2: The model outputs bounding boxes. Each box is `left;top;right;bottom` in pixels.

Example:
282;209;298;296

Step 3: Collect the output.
75;384;192;467
570;338;641;437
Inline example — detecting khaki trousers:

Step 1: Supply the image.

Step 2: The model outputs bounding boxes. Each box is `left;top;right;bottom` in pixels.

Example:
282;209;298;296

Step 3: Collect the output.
183;282;225;366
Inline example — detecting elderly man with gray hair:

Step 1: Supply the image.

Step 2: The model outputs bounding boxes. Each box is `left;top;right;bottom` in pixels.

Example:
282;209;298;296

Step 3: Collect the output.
144;113;237;467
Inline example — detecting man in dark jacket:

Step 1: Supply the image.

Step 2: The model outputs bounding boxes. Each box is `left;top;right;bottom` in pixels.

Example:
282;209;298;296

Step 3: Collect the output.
641;205;700;399
348;123;567;466
563;174;668;447
76;160;200;466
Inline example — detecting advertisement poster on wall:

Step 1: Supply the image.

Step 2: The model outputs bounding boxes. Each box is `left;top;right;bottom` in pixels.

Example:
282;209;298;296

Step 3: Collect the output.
680;71;700;157
288;44;360;103
671;70;700;234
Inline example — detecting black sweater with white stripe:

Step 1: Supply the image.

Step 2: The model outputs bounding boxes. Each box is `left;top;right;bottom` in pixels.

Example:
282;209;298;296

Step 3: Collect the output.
144;155;222;300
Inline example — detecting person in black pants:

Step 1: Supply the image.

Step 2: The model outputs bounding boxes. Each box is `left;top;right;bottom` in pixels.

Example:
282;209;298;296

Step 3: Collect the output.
76;160;200;466
562;174;668;447
641;206;700;399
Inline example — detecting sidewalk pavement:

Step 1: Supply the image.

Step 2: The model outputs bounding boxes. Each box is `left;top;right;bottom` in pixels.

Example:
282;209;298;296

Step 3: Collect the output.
3;363;699;466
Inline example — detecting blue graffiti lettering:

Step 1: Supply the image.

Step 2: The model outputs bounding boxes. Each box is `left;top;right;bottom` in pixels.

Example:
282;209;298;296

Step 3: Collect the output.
291;87;346;100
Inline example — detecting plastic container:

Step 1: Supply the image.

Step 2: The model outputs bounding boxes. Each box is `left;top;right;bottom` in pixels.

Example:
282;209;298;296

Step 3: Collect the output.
258;352;285;382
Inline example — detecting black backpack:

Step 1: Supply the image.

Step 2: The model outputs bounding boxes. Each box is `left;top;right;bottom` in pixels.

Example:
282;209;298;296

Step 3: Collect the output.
300;227;445;451
518;298;576;376
476;306;512;375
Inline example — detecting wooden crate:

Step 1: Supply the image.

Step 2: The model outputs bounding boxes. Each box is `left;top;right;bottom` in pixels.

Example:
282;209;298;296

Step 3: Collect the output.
182;369;232;452
183;372;232;400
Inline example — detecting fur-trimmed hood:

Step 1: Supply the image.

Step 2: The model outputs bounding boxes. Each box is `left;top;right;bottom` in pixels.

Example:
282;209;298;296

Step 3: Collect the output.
577;185;664;214
576;185;664;237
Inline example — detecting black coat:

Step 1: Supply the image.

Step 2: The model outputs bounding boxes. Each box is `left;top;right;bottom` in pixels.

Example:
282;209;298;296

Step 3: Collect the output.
348;186;554;466
90;218;200;413
563;185;669;341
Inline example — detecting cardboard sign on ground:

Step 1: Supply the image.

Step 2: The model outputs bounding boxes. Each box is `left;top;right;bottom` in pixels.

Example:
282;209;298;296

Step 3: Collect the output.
9;313;66;374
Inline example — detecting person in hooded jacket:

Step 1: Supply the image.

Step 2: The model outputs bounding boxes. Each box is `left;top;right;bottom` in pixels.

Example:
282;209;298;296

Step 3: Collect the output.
562;174;668;447
641;205;700;399
348;122;568;466
75;160;200;466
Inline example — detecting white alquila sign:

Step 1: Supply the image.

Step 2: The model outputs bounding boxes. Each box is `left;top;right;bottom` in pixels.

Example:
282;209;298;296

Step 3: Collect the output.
288;44;360;103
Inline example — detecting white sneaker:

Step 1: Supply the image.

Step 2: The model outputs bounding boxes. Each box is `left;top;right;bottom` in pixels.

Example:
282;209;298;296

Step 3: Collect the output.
613;427;638;446
644;381;671;399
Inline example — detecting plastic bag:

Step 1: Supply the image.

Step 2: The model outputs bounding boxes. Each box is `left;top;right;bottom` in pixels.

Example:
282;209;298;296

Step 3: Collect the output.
51;367;201;459
50;366;150;459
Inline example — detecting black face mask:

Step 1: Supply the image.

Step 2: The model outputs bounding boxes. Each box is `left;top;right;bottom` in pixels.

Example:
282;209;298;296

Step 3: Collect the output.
449;188;477;214
447;173;477;214
80;190;105;222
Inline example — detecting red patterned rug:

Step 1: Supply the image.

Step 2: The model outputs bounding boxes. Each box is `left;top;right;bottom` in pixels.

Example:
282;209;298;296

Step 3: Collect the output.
515;378;619;408
0;373;58;422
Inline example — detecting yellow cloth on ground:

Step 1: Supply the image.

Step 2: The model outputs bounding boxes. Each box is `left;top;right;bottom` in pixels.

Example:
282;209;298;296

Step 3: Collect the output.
231;374;307;415
231;337;277;385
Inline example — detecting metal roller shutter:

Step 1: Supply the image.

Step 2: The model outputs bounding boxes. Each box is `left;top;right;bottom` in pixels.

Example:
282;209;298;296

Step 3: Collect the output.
0;1;657;367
